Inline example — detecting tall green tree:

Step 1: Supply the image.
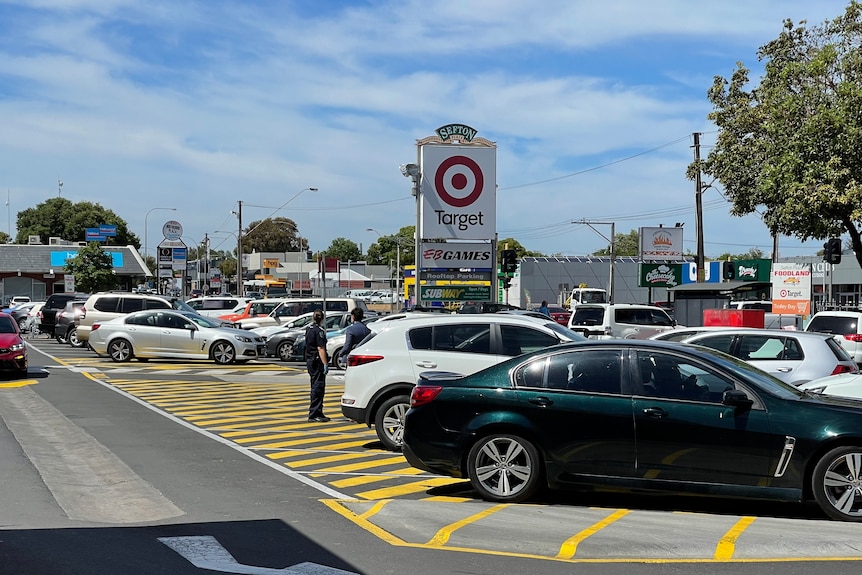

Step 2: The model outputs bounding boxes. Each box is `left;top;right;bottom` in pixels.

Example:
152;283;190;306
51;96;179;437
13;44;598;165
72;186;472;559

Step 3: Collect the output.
592;229;639;256
497;237;544;258
366;226;415;267
325;237;362;262
16;197;139;246
242;217;301;253
694;2;862;268
63;242;120;293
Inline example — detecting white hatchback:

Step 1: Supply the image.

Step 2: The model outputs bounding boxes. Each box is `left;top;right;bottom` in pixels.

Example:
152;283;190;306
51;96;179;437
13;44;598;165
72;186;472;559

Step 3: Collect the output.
567;303;676;340
341;313;585;450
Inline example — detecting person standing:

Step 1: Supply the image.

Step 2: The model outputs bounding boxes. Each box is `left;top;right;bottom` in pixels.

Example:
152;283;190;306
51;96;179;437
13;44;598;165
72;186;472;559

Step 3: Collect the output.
342;307;371;366
537;300;550;317
305;309;330;422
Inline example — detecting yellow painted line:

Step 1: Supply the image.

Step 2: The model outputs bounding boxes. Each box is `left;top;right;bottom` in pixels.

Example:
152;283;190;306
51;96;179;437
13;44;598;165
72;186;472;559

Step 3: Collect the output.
0;379;38;388
426;504;509;546
246;427;366;448
714;516;756;560
356;477;466;500
556;509;630;559
184;411;300;425
422;495;472;502
331;467;425;488
315;455;406;474
270;451;378;467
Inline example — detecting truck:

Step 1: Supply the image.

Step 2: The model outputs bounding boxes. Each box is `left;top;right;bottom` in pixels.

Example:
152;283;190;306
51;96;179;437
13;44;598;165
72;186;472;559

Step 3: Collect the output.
568;287;607;307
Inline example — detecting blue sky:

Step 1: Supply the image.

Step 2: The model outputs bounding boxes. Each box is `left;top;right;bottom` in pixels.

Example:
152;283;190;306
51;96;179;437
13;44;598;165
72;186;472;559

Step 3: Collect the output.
0;0;853;259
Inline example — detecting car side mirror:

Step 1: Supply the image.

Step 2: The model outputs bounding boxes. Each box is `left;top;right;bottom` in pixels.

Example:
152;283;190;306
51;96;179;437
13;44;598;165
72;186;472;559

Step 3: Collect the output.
722;389;753;408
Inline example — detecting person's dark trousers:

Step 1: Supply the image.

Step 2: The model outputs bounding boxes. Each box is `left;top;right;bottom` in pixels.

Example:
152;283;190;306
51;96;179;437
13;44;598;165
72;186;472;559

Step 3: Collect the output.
306;358;326;418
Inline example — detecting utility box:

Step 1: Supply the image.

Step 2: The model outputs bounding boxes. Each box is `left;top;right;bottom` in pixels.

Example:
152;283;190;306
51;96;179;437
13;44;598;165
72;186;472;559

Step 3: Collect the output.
703;309;765;328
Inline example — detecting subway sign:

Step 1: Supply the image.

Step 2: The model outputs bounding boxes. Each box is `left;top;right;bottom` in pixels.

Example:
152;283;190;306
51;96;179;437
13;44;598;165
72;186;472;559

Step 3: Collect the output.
420;285;491;301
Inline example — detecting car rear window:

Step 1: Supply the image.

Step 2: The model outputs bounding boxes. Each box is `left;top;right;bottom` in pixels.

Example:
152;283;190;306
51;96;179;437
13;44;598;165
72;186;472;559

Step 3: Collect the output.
826;337;854;361
571;308;604;325
807;316;859;336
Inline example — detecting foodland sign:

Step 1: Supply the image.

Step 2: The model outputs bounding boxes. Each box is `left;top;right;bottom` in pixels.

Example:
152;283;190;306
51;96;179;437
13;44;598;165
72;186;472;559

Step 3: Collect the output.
771;262;811;315
420;134;496;241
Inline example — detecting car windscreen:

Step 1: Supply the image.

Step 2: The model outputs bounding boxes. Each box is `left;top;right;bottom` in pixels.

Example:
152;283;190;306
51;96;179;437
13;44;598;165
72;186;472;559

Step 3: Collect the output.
172;300;196;313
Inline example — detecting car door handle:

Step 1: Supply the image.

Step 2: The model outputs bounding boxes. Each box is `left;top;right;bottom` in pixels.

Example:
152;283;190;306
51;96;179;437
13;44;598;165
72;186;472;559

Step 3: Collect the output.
529;396;554;407
776;367;793;372
415;361;437;368
642;407;668;418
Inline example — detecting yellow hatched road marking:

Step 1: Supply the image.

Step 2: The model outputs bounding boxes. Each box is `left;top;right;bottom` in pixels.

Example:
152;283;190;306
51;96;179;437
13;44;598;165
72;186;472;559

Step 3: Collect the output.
356;477;465;500
244;426;365;448
184;411;301;425
426;504;509;546
714;516;756;560
331;468;425;488
556;509;630;559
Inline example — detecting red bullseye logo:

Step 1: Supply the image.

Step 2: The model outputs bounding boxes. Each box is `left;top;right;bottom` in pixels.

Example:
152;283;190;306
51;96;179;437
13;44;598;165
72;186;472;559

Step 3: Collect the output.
435;155;484;207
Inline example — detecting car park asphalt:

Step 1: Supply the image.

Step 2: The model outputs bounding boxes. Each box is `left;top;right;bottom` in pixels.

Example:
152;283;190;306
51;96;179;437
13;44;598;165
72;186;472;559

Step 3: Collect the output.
16;336;862;565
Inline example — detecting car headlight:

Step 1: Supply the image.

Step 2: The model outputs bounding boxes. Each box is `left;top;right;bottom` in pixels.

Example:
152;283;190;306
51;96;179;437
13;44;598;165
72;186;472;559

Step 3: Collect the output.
10;342;24;351
233;334;253;343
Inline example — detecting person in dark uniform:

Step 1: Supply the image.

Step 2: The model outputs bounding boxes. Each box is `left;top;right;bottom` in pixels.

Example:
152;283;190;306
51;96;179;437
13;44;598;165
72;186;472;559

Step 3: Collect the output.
342;307;371;363
305;309;330;422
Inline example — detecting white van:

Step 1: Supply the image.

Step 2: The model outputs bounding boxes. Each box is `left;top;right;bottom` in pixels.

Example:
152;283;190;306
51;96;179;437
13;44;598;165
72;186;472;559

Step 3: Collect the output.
237;297;368;329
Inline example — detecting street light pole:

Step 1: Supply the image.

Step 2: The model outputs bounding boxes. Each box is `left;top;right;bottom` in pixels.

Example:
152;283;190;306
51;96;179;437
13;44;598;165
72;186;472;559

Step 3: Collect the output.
144;207;176;280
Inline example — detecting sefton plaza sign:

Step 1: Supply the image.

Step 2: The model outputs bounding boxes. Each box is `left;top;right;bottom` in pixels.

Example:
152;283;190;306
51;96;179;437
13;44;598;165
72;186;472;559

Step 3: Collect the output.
420;144;496;240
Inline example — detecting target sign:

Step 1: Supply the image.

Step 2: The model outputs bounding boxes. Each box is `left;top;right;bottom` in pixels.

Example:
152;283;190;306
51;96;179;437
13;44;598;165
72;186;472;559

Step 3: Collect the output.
420;145;496;240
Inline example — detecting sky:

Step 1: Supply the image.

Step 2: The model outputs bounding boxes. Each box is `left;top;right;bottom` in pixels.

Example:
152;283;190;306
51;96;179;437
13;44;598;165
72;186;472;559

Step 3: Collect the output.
0;0;854;261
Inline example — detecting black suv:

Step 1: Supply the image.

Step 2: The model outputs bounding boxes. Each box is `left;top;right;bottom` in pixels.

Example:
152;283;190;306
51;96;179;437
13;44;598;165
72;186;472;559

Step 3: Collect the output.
39;293;89;334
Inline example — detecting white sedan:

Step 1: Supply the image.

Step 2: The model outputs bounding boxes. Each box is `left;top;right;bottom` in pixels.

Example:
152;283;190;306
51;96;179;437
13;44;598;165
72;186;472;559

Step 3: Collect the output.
88;309;265;364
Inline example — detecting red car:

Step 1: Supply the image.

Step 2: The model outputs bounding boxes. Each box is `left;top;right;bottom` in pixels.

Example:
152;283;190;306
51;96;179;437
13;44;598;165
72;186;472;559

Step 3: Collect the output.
0;312;27;375
547;305;570;326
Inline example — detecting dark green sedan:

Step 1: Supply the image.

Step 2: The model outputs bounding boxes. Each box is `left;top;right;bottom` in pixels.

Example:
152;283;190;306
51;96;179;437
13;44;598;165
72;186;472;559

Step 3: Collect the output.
402;339;862;521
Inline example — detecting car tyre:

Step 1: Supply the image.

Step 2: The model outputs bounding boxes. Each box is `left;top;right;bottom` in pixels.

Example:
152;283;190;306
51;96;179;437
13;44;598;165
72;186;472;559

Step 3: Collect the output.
211;341;236;364
277;339;295;362
108;339;133;362
467;434;542;503
813;445;862;522
374;395;409;451
55;331;68;344
67;327;86;348
332;346;345;369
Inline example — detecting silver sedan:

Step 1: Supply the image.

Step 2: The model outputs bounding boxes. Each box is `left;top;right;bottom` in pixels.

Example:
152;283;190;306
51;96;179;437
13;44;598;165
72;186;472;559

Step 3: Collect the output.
88;309;265;364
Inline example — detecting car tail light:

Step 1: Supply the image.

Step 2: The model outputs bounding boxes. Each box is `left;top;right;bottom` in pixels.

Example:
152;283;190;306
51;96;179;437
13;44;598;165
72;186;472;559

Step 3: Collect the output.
91;323;101;332
410;385;442;407
347;354;384;367
832;364;858;375
844;334;862;342
80;308;87;319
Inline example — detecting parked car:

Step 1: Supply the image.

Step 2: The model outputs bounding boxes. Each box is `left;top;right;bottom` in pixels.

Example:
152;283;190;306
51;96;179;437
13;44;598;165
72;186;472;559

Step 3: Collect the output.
77;291;197;343
9;301;43;330
798;372;862;400
681;329;857;385
546;305;570;326
341;313;585;451
87;309;265;364
185;296;251;318
456;301;519;314
218;298;284;323
265;312;355;361
20;302;44;335
402;338;862;522
236;297;368;329
568;303;676;339
0;312;27;375
54;300;87;347
805;311;862;365
38;293;90;335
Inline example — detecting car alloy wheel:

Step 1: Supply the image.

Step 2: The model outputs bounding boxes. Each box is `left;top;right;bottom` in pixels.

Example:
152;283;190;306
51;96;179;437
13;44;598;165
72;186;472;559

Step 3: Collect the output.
374;395;409;451
467;434;542;503
108;339;133;362
277;340;294;362
211;341;236;364
55;331;68;344
333;347;346;369
67;327;85;348
813;446;862;522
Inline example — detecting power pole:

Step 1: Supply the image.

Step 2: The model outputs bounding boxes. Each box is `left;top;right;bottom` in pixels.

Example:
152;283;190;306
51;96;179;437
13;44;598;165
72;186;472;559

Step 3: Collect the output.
693;132;705;283
237;201;243;297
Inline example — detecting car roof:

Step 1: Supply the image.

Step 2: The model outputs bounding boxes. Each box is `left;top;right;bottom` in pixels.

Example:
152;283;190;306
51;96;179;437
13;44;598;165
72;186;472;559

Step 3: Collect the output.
683;328;833;340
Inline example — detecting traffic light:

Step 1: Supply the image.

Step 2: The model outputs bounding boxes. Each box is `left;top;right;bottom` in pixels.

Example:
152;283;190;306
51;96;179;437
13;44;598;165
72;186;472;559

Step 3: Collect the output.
722;261;735;280
502;276;512;289
824;238;842;265
500;249;518;273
